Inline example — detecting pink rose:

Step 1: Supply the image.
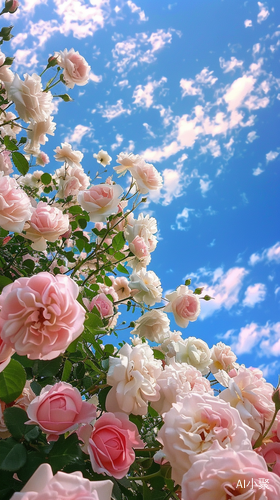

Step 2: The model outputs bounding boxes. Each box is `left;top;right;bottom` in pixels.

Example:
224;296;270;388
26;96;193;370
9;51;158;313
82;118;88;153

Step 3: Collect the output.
164;285;201;328
24;201;70;251
129;235;149;259
0;150;13;175
0;175;33;232
26;382;96;441
0;336;14;373
133;162;163;194
59;49;90;89
5;74;53;124
10;463;113;500
181;442;280;500
260;442;280;476
85;412;144;479
0;272;86;360
87;293;114;318
36;151;50;166
78;183;123;223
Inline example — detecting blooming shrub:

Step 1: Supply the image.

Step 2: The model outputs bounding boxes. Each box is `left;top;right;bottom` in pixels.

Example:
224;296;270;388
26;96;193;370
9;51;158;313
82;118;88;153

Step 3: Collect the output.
0;5;279;500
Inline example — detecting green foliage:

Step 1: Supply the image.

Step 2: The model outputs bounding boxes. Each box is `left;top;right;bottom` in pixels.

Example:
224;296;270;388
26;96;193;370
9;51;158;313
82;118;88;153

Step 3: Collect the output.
0;359;26;404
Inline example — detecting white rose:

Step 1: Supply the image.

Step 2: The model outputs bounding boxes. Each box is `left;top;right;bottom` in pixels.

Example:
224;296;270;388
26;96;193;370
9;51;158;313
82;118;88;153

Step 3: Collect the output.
209;342;237;374
5;73;53;123
124;213;158;252
106;343;162;416
24;116;56;156
54;142;83;168
131;309;170;344
93;149;112;166
174;336;211;374
130;269;162;306
0;49;13;83
0;174;33;232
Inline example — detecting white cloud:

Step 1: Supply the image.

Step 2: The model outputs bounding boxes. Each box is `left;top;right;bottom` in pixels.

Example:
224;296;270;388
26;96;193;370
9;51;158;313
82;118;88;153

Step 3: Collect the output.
200;139;221;158
219;57;243;73
89;72;102;83
11;33;28;49
230;322;280;357
252;43;261;55
159;166;185;205
112;29;176;75
174;208;195;230
28;19;59;47
22;0;47;12
257;2;269;24
180;78;201;97
224;75;256;111
64;124;92;145
196;266;249;319
133;77;167;108
243;283;267;307
266;151;279;163
127;0;148;22
111;134;123;150
13;48;38;70
118;80;129;89
98;100;131;121
249;242;280;266
143;123;156;138
199;177;212;196
54;0;110;39
252;166;264;176
244;19;252;28
196;68;217;86
247;131;258;143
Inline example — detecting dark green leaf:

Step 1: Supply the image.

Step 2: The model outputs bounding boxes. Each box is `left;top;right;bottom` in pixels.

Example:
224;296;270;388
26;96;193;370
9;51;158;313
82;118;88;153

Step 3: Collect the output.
194;287;203;295
3;407;38;441
76;239;84;252
202;295;213;301
61;359;72;382
3;136;18;151
12;151;29;175
116;263;129;274
77;218;87;229
3;57;14;66
0;359;26;404
48;434;82;473
185;279;191;286
41;172;52;185
32;357;62;377
68;205;83;215
0;275;12;291
57;93;73;102
112;232;125;251
98;385;111;411
0;438;27;471
84;311;104;330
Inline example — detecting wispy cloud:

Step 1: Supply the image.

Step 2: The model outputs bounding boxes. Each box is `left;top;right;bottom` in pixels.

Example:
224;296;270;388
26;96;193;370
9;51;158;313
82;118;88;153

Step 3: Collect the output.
229;321;280;357
247;131;258;143
266;151;279;163
133;77;167;108
249;242;280;266
242;283;267;307
127;0;148;22
244;19;252;28
257;2;269;24
219;57;243;73
111;134;123;151
98;100;131;121
64;125;92;145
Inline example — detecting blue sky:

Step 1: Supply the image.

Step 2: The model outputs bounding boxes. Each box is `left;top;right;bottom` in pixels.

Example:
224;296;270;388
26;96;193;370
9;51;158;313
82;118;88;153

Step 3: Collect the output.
5;0;280;383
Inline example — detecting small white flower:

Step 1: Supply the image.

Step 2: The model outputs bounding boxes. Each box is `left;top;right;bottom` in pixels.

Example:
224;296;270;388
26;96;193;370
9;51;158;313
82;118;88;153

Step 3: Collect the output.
93;150;112;167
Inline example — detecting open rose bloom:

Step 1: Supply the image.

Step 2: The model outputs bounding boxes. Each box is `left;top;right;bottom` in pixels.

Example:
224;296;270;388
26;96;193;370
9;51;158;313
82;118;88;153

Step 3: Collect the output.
0;272;85;360
11;463;113;500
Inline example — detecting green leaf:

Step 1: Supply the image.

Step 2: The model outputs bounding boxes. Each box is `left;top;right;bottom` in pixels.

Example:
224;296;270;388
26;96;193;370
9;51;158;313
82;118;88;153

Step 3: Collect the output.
77;217;87;229
41;172;52;185
98;385;111;411
48;434;82;473
68;205;83;215
84;311;104;330
76;239;84;252
148;405;159;417
104;276;112;286
112;232;125;251
61;359;72;382
152;349;165;360
116;263;129;274
3;136;18;151
0;438;27;471
16;451;46;483
0;359;26;404
0;275;12;291
12;151;29;176
32;357;62;378
3;407;38;441
3;57;14;66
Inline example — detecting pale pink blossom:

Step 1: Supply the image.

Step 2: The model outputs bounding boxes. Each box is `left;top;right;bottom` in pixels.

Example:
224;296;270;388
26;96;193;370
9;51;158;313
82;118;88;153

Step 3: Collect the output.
85;293;114;319
56;166;90;198
219;365;275;442
36;151;49;166
157;392;254;485
131;309;170;344
54;142;83;168
106;342;162;415
181;442;280;499
164;285;201;328
0;49;13;83
5;73;53;123
112;276;132;301
78;183;123;223
209;341;237;374
0;174;33;232
0;111;21;139
10;463;113;500
151;359;213;415
24;201;70;251
81;413;144;479
0;150;13;175
93;150;112;166
59;49;90;89
114;152;143;175
24;116;56;156
124;213;157;252
129;235;150;260
26;382;96;441
133;162;163;194
0;272;86;360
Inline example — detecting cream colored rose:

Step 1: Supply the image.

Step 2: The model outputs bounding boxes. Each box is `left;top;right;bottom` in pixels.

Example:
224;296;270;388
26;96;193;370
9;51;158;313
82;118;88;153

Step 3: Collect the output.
131;310;170;344
174;336;211;375
5;73;53;123
54;142;83;168
106;343;162;416
0;174;33;232
24;116;56;156
129;269;162;306
93;150;112;166
209;342;237;374
0;49;13;83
